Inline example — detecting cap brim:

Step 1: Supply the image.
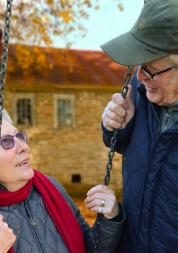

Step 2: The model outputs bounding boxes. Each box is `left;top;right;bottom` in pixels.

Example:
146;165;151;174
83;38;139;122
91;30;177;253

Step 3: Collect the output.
101;32;169;66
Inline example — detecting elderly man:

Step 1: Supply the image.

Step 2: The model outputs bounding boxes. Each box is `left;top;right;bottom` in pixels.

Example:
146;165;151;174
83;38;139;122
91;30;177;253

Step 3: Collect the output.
101;0;178;252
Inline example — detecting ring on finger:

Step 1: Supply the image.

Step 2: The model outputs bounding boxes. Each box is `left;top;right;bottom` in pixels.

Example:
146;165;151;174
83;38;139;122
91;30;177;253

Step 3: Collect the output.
101;199;105;207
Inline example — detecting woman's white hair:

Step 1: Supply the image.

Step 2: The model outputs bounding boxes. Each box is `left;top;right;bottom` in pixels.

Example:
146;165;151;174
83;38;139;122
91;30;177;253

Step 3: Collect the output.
2;109;13;124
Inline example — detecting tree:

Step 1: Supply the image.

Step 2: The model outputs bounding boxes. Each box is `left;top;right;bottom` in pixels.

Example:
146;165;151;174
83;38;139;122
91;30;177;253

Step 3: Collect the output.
0;0;123;47
0;0;124;74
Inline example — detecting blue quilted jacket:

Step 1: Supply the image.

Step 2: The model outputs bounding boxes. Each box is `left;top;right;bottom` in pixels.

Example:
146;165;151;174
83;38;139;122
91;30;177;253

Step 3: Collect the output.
102;71;178;253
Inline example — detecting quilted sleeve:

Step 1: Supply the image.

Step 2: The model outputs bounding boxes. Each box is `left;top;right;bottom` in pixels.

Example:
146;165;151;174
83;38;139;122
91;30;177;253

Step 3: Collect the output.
48;177;126;253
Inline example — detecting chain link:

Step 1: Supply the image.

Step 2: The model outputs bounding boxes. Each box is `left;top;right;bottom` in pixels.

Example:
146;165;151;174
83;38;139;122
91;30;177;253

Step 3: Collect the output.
104;65;133;186
0;0;13;127
94;65;133;253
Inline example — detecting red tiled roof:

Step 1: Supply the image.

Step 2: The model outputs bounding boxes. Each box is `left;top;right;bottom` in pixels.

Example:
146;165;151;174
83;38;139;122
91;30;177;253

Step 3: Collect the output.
6;44;128;90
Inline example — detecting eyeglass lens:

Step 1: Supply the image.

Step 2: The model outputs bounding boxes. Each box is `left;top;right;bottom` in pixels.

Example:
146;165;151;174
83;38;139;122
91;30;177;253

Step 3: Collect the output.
0;131;27;150
141;65;175;79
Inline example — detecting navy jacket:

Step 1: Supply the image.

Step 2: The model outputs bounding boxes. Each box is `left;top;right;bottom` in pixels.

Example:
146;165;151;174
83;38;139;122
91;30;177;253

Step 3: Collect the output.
102;71;178;253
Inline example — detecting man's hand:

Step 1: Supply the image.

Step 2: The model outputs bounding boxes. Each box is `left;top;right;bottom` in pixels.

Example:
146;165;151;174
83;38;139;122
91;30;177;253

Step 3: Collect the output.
102;85;135;131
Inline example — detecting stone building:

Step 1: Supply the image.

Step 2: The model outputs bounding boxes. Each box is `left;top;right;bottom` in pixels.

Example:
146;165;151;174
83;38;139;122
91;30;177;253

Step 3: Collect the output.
4;44;128;191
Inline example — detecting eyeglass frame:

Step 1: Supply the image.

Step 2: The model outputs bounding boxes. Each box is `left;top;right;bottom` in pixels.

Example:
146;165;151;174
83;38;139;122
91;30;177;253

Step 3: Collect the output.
0;130;28;150
140;64;178;80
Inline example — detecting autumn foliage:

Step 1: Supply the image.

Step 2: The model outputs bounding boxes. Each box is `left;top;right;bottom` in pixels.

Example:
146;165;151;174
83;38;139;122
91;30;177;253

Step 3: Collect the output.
0;0;123;72
0;0;123;47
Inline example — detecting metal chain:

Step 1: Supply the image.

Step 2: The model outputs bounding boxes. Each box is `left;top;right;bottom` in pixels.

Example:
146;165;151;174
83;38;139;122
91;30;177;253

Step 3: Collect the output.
94;65;133;253
0;0;13;129
104;65;133;186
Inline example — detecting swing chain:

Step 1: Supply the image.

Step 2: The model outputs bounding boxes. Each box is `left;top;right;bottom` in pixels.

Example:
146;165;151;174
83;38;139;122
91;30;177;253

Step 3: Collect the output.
0;0;13;126
104;65;133;186
94;65;133;253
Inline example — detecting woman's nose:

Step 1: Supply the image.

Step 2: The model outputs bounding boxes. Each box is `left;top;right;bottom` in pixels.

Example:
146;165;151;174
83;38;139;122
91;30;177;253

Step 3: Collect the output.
15;138;29;154
137;66;150;82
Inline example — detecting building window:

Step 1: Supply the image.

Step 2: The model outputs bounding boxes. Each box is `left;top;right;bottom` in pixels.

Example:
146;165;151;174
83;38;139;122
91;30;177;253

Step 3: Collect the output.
71;174;81;183
16;98;32;125
13;94;35;126
54;95;75;127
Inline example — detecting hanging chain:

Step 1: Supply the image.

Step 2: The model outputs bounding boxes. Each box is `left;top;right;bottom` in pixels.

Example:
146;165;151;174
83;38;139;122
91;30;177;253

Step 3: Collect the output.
104;65;133;186
94;65;133;253
0;0;13;129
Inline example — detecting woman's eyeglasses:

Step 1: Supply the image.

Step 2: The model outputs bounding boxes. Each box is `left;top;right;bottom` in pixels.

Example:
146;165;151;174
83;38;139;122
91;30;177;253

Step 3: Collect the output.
140;64;178;80
0;131;28;150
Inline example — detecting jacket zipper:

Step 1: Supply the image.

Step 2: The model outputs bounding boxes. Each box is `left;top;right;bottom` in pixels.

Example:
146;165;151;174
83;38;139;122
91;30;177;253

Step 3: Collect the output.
150;103;162;136
24;200;47;253
151;103;159;122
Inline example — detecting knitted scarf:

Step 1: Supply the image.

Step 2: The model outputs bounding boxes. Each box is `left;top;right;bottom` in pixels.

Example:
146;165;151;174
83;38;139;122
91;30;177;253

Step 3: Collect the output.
0;170;86;253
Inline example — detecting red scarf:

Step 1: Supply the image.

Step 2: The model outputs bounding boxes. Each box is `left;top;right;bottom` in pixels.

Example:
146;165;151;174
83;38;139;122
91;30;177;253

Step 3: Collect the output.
0;170;86;253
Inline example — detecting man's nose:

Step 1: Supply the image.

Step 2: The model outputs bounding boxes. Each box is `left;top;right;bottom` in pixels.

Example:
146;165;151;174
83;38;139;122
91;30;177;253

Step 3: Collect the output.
137;66;150;82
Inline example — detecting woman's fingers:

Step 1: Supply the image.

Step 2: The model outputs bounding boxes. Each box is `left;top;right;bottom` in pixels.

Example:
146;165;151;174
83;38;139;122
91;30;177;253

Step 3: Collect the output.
0;215;16;253
85;198;104;209
87;184;112;195
85;185;119;219
89;202;118;217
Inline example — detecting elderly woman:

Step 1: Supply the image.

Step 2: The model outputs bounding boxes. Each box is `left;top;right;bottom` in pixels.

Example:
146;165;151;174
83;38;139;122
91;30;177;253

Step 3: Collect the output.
0;110;125;253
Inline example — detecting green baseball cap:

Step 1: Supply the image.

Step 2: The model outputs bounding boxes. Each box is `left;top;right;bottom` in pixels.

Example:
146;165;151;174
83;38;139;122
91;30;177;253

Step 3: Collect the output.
101;0;178;66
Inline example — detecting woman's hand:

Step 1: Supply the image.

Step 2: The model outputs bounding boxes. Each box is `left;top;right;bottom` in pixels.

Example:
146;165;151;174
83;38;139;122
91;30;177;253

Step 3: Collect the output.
85;185;119;219
0;214;16;253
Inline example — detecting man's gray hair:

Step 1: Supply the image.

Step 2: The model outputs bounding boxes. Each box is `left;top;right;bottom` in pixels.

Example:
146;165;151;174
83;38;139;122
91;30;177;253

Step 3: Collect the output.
169;54;178;65
2;109;13;124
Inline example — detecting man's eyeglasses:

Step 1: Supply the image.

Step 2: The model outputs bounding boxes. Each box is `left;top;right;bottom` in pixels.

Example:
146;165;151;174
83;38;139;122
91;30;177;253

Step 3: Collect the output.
0;131;28;150
140;64;178;80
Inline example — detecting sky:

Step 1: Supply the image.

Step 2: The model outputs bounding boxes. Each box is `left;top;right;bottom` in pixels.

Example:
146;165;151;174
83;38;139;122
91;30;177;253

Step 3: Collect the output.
53;0;144;50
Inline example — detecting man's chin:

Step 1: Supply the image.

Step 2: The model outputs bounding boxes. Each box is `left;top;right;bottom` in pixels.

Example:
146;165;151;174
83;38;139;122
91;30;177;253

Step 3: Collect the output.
146;93;162;105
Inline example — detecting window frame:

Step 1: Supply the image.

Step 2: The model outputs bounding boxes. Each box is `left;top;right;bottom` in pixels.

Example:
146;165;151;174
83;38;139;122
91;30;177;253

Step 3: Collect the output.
13;93;36;126
53;94;75;128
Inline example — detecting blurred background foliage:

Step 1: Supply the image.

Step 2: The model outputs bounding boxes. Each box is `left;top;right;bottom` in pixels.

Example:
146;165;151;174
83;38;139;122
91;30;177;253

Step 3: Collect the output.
0;0;123;46
0;0;123;72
